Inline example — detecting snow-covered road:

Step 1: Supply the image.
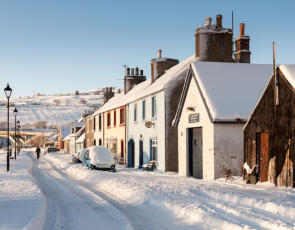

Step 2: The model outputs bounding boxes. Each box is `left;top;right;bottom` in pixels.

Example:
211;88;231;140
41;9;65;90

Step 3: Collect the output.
2;150;295;230
28;152;197;230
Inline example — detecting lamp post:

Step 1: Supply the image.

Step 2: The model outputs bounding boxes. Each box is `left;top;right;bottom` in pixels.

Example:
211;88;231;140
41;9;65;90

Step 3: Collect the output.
17;124;20;155
4;84;12;172
13;108;18;160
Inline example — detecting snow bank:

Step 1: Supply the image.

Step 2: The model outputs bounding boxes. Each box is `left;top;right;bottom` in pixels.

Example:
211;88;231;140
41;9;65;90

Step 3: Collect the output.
44;152;295;230
0;150;46;230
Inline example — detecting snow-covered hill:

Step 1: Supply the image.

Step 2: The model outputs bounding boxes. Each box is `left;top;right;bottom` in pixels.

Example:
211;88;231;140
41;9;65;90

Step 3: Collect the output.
0;88;121;127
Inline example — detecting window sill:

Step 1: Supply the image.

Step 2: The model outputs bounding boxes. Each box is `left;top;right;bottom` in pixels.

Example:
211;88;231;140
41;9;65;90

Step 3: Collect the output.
107;126;111;129
113;125;116;128
141;119;146;123
151;116;157;121
119;124;125;127
133;121;138;124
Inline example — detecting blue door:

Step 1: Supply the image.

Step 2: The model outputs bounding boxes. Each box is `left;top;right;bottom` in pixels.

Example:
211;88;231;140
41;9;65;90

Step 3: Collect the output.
128;139;135;167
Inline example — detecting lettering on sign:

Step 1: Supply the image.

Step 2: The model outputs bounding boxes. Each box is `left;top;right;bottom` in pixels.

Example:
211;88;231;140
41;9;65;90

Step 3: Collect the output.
188;113;199;123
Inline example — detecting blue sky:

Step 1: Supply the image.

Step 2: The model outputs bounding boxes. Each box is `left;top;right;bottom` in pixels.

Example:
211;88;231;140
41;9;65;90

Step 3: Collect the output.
0;0;294;98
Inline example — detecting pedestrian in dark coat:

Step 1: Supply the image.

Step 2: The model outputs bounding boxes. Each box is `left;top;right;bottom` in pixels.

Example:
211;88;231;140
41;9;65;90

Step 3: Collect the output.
36;147;40;159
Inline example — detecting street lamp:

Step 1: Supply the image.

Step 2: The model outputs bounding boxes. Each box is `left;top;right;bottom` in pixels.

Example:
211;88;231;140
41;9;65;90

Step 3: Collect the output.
4;84;12;172
17;124;20;155
13;108;18;160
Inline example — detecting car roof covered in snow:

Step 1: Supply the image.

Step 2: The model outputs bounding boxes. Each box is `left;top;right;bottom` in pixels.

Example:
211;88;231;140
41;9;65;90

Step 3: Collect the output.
173;61;273;125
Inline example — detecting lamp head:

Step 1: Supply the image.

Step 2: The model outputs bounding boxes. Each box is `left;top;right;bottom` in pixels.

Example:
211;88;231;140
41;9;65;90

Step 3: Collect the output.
13;107;18;116
4;84;12;99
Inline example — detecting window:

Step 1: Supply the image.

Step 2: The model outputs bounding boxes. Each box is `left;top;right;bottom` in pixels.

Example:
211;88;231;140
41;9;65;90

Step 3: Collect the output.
107;112;111;127
87;120;89;133
120;107;125;124
142;100;146;120
151;140;157;161
114;110;116;126
99;138;102;146
93;117;96;131
92;139;96;146
99;114;102;130
134;104;137;122
121;140;124;159
152;96;156;118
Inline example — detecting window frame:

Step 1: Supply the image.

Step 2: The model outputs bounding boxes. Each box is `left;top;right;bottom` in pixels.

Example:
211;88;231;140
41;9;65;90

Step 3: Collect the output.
151;96;157;118
120;107;125;125
134;103;137;122
114;110;117;127
107;112;111;128
142;99;146;120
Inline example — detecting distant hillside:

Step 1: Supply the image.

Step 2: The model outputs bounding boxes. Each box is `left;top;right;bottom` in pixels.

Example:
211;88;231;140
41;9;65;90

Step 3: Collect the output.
0;88;121;127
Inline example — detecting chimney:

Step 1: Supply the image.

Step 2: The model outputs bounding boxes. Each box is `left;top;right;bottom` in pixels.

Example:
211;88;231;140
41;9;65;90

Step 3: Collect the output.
234;23;251;63
109;87;112;92
105;87;109;92
151;50;179;84
195;15;235;62
103;87;115;103
216;15;223;27
205;17;212;26
157;49;162;58
124;67;146;94
127;68;130;75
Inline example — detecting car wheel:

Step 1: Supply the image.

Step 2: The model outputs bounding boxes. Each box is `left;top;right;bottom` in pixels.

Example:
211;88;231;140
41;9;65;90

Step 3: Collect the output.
110;165;115;171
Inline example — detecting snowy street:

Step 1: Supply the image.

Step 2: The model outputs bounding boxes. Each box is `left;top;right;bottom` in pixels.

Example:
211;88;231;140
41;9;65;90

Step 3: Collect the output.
1;150;295;230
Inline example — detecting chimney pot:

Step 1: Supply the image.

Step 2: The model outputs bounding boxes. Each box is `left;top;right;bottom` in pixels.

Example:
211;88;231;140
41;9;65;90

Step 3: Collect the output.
240;23;245;36
205;17;212;26
216;15;223;27
135;67;139;75
131;68;134;75
140;70;143;75
126;68;130;75
157;49;162;58
109;87;112;92
105;87;108;92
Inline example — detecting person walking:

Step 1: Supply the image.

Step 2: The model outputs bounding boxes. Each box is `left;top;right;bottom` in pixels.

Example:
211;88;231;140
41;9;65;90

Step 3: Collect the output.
36;147;40;159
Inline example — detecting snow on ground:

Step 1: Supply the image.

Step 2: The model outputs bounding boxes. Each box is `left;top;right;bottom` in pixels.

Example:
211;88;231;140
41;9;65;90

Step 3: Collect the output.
0;150;45;230
43;151;295;230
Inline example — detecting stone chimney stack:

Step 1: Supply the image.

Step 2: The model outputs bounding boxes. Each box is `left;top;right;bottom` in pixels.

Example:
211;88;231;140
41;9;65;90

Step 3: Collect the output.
103;86;114;104
127;68;130;75
151;50;179;84
124;67;146;94
234;23;251;63
195;15;235;63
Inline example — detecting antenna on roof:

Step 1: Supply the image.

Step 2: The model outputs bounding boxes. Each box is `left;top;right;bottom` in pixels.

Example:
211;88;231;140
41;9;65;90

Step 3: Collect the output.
123;64;128;75
232;11;234;55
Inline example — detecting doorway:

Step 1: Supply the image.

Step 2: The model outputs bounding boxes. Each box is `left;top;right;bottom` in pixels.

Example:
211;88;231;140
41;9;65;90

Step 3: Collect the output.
128;139;135;167
139;140;143;168
257;132;269;182
188;127;203;179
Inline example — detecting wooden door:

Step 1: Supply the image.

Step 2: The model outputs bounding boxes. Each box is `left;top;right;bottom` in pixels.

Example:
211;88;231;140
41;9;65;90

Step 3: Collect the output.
192;128;203;179
260;133;269;182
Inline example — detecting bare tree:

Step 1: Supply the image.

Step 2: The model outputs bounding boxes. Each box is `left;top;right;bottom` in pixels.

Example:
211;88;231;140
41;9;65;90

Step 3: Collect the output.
53;99;60;106
75;90;79;95
34;121;47;129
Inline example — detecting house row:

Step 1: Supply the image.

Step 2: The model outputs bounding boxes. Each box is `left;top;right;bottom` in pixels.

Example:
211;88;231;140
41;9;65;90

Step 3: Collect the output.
58;15;295;187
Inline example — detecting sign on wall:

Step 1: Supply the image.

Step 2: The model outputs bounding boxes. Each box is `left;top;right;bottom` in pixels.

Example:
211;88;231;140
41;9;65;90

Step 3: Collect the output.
189;113;199;123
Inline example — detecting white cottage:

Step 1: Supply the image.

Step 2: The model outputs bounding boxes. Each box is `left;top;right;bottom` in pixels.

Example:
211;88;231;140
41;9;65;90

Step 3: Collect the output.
173;62;273;179
126;51;196;173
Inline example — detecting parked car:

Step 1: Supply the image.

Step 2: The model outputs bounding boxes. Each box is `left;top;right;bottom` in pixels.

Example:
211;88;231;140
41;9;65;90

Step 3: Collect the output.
82;146;115;171
47;147;57;153
72;148;87;164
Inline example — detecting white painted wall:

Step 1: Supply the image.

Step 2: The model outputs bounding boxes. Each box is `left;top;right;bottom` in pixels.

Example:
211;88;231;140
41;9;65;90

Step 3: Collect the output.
177;76;215;179
70;135;76;155
127;90;166;173
213;123;244;178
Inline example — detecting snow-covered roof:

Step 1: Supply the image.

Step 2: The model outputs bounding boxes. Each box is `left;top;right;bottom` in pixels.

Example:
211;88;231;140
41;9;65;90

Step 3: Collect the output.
70;121;84;129
279;65;295;87
173;61;273;125
59;126;71;138
75;133;85;143
63;134;71;141
91;81;150;117
126;55;197;103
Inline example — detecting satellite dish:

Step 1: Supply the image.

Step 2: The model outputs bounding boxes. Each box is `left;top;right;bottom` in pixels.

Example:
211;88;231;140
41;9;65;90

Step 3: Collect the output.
145;121;153;128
